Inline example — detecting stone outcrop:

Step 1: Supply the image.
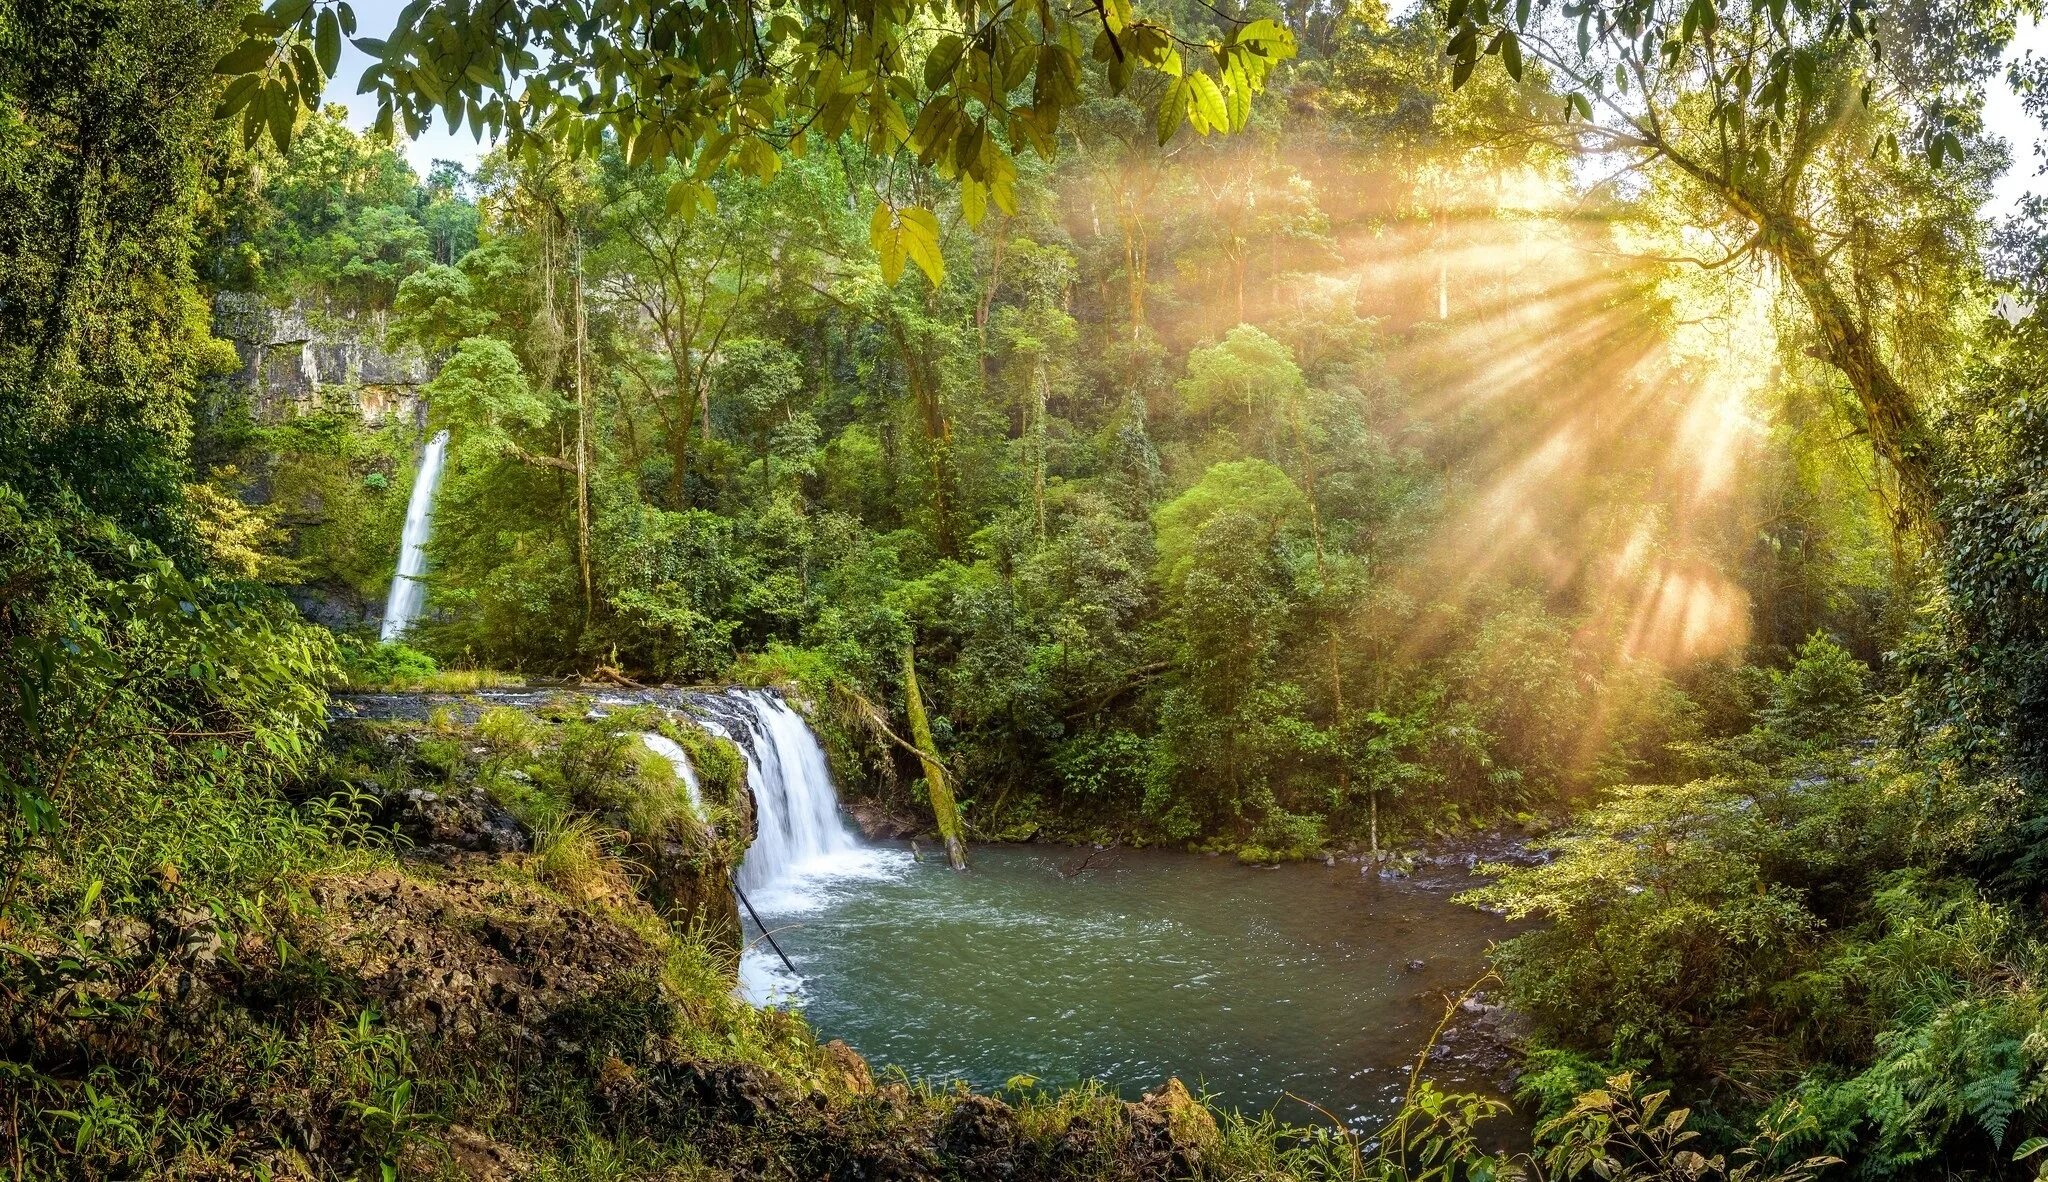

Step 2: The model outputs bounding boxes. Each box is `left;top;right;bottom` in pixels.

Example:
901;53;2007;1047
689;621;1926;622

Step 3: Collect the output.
294;864;669;1047
213;292;431;424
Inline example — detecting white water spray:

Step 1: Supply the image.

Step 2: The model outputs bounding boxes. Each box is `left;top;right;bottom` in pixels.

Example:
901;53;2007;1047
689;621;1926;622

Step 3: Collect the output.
380;430;450;642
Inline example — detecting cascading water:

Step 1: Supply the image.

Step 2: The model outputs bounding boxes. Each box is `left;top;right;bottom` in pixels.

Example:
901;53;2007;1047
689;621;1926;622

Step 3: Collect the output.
694;689;870;896
379;429;450;642
637;733;705;820
689;688;906;1004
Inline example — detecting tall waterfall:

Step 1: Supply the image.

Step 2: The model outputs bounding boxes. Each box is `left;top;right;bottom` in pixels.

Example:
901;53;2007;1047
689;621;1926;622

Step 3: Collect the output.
380;430;450;642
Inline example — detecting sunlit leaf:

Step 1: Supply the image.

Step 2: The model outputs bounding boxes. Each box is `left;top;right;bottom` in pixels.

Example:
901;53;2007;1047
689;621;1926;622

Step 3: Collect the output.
900;205;944;285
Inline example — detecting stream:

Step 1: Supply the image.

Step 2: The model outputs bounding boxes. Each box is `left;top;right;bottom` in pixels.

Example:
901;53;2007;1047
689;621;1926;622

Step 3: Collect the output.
738;842;1518;1130
337;687;1522;1131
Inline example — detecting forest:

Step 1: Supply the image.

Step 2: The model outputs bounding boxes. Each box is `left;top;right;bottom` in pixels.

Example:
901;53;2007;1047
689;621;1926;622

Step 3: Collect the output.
7;0;2048;1175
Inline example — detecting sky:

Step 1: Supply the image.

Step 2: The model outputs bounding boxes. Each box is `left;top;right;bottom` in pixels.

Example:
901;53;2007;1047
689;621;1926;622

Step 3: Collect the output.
321;6;2048;218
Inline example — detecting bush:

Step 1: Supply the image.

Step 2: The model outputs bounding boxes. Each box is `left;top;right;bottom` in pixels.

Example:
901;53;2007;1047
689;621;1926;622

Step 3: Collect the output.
339;637;439;688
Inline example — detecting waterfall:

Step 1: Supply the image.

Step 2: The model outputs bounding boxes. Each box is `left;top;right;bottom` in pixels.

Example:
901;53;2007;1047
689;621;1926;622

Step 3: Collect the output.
380;429;450;642
686;688;908;1006
637;732;705;820
693;689;867;895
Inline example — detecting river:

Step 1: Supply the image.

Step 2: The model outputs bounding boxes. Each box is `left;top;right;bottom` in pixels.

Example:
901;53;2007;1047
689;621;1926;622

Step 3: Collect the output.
739;842;1517;1131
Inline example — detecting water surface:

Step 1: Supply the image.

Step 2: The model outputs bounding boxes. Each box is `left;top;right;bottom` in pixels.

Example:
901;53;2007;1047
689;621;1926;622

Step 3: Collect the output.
741;843;1514;1129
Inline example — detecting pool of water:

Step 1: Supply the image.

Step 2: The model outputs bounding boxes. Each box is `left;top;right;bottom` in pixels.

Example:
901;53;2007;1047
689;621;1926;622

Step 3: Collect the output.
739;842;1516;1129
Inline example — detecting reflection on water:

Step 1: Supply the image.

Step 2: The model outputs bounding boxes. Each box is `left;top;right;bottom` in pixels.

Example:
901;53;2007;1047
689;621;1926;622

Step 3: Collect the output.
740;843;1514;1128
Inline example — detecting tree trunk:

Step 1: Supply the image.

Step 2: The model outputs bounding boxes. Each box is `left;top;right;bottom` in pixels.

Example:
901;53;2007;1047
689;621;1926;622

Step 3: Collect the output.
1663;153;1943;536
902;644;967;869
1764;215;1942;536
887;316;958;556
668;338;694;509
1115;179;1149;339
1032;357;1049;545
573;228;594;620
1287;395;1349;835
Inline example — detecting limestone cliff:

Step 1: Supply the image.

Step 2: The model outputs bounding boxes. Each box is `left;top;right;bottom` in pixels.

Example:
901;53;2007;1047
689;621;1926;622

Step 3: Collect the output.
213;291;432;424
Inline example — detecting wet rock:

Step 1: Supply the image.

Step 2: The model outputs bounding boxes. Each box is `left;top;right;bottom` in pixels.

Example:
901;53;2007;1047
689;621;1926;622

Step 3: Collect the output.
844;798;924;841
643;835;742;949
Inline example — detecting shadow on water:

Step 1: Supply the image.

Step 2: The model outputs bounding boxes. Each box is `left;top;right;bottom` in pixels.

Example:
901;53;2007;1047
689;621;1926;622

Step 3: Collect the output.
741;842;1523;1134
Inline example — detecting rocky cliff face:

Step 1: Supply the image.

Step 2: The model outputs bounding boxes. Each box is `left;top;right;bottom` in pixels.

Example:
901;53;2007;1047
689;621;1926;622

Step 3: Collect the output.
214;292;432;424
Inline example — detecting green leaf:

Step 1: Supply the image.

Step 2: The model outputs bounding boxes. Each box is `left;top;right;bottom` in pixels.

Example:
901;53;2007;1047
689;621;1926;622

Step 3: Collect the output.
925;33;964;91
316;8;341;76
871;203;906;284
1156;75;1189;145
738;135;782;180
1501;29;1523;80
266;84;295;153
214;73;263;118
960;176;988;227
215;39;276;75
1186;70;1226;134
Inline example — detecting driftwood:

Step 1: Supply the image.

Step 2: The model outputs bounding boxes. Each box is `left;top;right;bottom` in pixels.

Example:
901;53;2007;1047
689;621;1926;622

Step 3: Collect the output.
584;665;648;689
1057;844;1119;878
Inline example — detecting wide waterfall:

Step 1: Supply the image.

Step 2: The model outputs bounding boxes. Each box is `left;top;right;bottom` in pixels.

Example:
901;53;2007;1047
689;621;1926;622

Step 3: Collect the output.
691;688;904;1005
379;429;450;642
694;689;869;896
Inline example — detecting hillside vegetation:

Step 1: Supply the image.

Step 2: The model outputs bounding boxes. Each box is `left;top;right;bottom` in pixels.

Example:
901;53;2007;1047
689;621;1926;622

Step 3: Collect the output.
9;0;2048;1175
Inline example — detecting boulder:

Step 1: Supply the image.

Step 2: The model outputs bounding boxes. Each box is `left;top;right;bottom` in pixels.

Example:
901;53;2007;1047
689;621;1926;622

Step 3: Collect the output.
823;1038;876;1096
1127;1077;1219;1174
381;785;529;854
937;1094;1024;1180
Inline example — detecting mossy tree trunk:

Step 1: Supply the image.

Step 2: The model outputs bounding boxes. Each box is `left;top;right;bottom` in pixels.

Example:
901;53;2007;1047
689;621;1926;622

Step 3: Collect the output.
902;644;967;869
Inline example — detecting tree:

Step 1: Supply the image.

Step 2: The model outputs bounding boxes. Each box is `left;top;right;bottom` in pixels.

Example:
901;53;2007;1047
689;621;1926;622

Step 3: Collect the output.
595;161;790;508
1;0;232;536
391;264;494;353
220;0;1297;286
1440;0;2020;534
1178;324;1308;461
718;337;812;500
423;336;555;468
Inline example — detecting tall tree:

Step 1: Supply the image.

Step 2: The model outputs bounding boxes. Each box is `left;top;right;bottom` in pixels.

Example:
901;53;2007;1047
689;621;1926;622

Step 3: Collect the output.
1442;0;2018;534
